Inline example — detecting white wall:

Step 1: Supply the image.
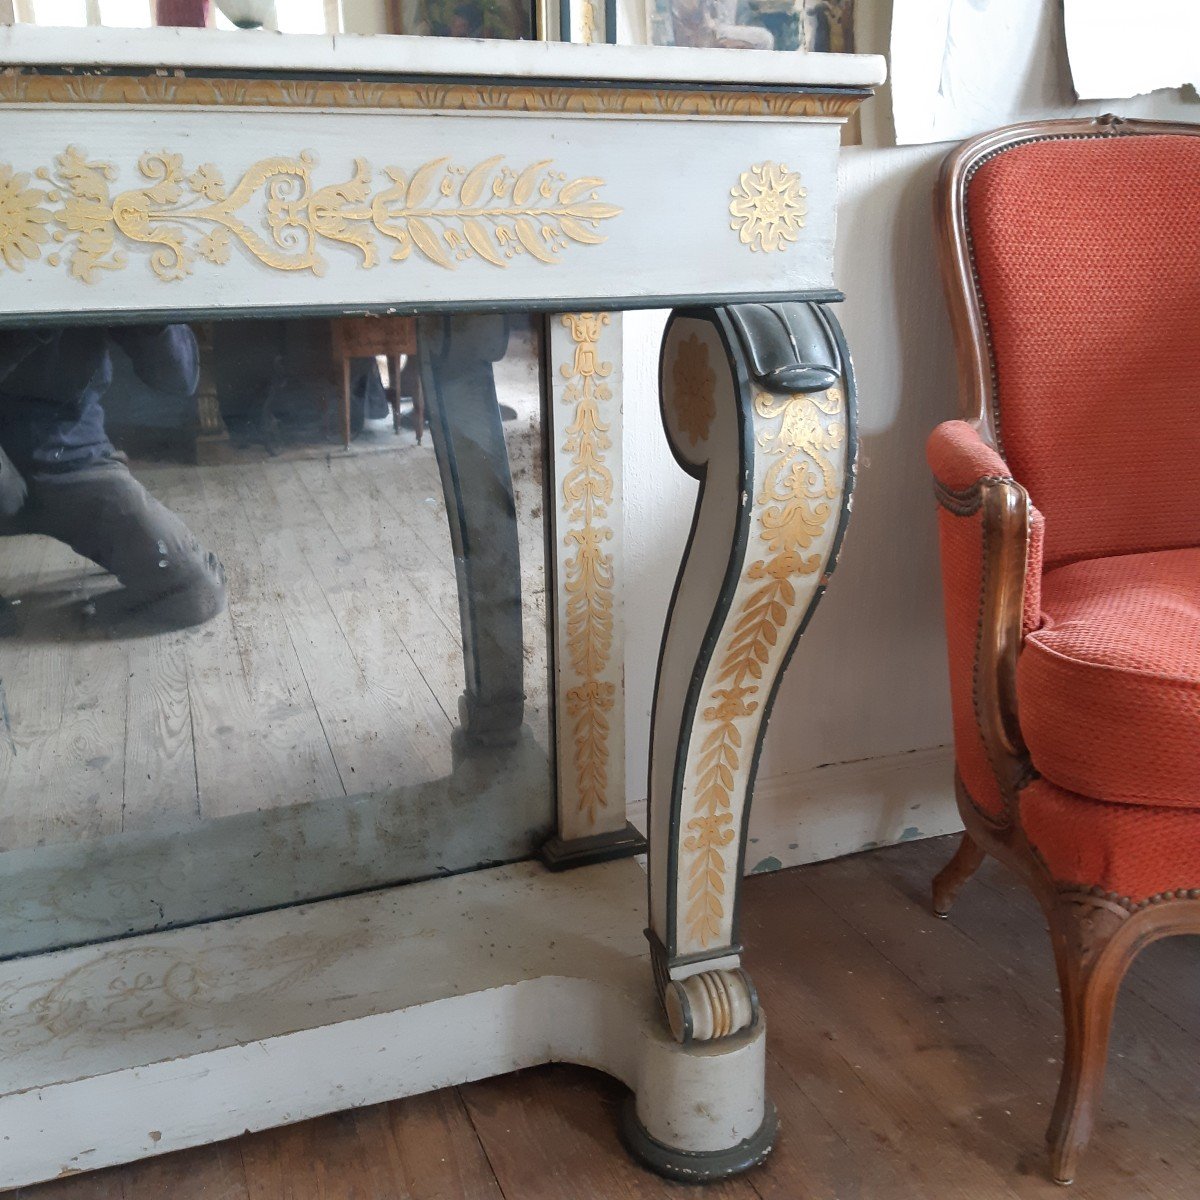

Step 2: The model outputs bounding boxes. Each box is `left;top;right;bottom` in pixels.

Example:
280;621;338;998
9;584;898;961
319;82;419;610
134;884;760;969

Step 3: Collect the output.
621;0;1200;871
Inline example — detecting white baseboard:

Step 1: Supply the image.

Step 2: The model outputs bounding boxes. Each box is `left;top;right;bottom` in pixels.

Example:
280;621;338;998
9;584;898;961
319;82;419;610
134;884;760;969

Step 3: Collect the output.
629;744;959;875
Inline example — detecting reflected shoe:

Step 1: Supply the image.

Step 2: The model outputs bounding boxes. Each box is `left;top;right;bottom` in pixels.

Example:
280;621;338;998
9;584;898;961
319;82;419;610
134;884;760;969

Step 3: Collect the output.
87;551;227;634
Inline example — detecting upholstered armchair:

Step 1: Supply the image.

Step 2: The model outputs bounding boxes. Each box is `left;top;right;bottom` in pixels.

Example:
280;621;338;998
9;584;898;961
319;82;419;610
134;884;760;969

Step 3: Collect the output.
927;115;1200;1185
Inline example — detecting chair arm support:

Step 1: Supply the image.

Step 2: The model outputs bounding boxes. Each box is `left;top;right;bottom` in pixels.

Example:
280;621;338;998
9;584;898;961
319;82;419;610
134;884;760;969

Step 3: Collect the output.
928;421;1041;817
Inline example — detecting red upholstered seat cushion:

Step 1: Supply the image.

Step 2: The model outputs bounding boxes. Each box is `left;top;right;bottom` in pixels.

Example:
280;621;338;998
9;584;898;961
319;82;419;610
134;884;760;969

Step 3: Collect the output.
1020;777;1200;902
1018;548;1200;808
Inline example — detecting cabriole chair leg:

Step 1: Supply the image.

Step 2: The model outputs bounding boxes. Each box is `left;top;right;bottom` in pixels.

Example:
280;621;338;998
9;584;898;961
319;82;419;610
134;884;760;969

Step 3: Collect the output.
1044;901;1130;1186
932;831;985;917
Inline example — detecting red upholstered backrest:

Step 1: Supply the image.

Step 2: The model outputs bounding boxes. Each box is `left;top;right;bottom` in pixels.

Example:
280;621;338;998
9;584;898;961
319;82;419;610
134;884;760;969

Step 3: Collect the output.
967;132;1200;566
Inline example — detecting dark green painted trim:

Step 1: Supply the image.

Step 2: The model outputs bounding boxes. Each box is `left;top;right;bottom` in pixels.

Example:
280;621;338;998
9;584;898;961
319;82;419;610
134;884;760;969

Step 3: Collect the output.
666;942;746;969
0;292;845;331
6;61;872;100
620;1097;778;1182
539;822;647;870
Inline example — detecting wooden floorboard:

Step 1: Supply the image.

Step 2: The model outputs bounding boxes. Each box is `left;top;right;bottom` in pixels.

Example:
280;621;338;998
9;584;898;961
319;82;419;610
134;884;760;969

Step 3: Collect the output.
9;835;1200;1199
0;444;468;847
461;1065;760;1200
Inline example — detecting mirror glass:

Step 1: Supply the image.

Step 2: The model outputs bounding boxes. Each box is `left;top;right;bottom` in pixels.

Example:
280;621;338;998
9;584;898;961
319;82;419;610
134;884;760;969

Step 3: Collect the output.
0;312;552;957
8;0;539;38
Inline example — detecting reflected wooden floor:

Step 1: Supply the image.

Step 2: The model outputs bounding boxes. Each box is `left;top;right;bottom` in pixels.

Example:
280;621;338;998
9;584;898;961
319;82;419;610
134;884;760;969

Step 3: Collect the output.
0;428;549;853
14;835;1200;1199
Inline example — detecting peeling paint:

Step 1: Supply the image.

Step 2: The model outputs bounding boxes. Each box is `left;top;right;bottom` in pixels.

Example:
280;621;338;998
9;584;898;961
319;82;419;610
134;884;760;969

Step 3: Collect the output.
750;856;782;875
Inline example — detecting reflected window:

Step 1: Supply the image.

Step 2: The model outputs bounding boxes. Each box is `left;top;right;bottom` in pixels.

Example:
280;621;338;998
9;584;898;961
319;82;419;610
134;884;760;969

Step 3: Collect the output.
99;0;152;25
22;0;89;25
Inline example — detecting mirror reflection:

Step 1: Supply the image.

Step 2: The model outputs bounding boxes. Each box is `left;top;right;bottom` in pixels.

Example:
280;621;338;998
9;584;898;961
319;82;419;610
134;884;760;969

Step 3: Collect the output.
8;0;539;38
0;312;552;957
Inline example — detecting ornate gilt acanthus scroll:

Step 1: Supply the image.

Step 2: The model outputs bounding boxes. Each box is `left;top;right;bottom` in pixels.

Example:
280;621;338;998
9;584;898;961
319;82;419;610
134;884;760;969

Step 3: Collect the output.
0;147;621;282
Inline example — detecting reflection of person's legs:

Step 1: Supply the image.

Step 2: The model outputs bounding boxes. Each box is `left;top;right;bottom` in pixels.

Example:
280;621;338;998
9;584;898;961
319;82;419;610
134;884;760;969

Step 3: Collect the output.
24;456;226;626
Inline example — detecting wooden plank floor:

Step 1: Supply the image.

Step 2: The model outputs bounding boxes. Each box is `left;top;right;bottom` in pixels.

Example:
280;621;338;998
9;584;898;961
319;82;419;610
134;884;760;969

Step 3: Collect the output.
0;421;550;852
13;835;1199;1199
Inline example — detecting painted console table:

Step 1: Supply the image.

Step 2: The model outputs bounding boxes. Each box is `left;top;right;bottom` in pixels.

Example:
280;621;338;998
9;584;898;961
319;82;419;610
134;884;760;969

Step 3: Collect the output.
0;25;882;1187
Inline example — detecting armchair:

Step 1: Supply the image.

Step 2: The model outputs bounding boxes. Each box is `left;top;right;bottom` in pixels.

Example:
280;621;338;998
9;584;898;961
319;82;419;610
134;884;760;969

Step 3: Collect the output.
927;115;1200;1185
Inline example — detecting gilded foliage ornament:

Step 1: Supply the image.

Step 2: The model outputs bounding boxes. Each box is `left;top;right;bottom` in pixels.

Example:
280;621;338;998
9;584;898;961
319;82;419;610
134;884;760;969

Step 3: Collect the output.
683;385;844;949
0;147;621;281
559;313;618;823
729;161;807;254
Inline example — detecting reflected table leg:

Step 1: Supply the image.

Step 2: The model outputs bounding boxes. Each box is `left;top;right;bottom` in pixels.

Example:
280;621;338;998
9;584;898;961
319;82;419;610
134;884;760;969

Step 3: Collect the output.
419;314;525;747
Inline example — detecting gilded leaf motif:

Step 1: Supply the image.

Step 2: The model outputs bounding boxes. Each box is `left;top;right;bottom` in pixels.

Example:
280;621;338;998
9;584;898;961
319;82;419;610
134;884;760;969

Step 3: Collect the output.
559;313;618;824
681;384;844;950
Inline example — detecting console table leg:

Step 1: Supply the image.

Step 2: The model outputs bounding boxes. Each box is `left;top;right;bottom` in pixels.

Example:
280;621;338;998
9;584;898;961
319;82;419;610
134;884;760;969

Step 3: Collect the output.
627;302;856;1178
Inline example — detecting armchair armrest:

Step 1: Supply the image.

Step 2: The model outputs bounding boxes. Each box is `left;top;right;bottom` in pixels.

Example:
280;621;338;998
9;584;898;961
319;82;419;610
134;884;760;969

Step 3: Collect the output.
927;421;1043;820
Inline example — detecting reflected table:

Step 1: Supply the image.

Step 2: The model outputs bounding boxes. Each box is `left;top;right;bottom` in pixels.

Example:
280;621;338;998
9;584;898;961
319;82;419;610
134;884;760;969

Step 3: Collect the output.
0;24;883;1188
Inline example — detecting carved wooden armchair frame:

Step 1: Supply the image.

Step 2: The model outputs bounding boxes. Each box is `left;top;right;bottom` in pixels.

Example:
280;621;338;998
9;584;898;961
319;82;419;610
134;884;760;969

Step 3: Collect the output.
929;114;1200;1185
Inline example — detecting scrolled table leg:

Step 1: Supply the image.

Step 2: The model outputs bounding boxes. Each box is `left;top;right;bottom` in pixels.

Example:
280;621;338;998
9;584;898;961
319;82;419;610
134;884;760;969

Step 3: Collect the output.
625;301;856;1179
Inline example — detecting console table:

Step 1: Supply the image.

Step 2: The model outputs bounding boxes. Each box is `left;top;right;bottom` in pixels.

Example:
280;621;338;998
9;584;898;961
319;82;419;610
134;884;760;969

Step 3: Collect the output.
0;25;882;1187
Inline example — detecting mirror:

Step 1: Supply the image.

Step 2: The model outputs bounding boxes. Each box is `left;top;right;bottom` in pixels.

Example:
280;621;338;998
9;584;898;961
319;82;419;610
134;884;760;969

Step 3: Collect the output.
0;312;553;956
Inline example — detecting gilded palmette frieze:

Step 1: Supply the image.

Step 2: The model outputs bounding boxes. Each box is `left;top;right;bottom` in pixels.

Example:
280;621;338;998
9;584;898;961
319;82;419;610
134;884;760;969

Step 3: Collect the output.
0;70;868;120
0;147;621;281
729;161;807;253
682;385;844;949
559;312;617;824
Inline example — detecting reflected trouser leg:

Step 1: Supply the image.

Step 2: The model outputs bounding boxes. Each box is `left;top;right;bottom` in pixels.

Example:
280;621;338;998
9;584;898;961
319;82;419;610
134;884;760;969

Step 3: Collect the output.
0;442;26;519
25;458;226;626
418;314;524;746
